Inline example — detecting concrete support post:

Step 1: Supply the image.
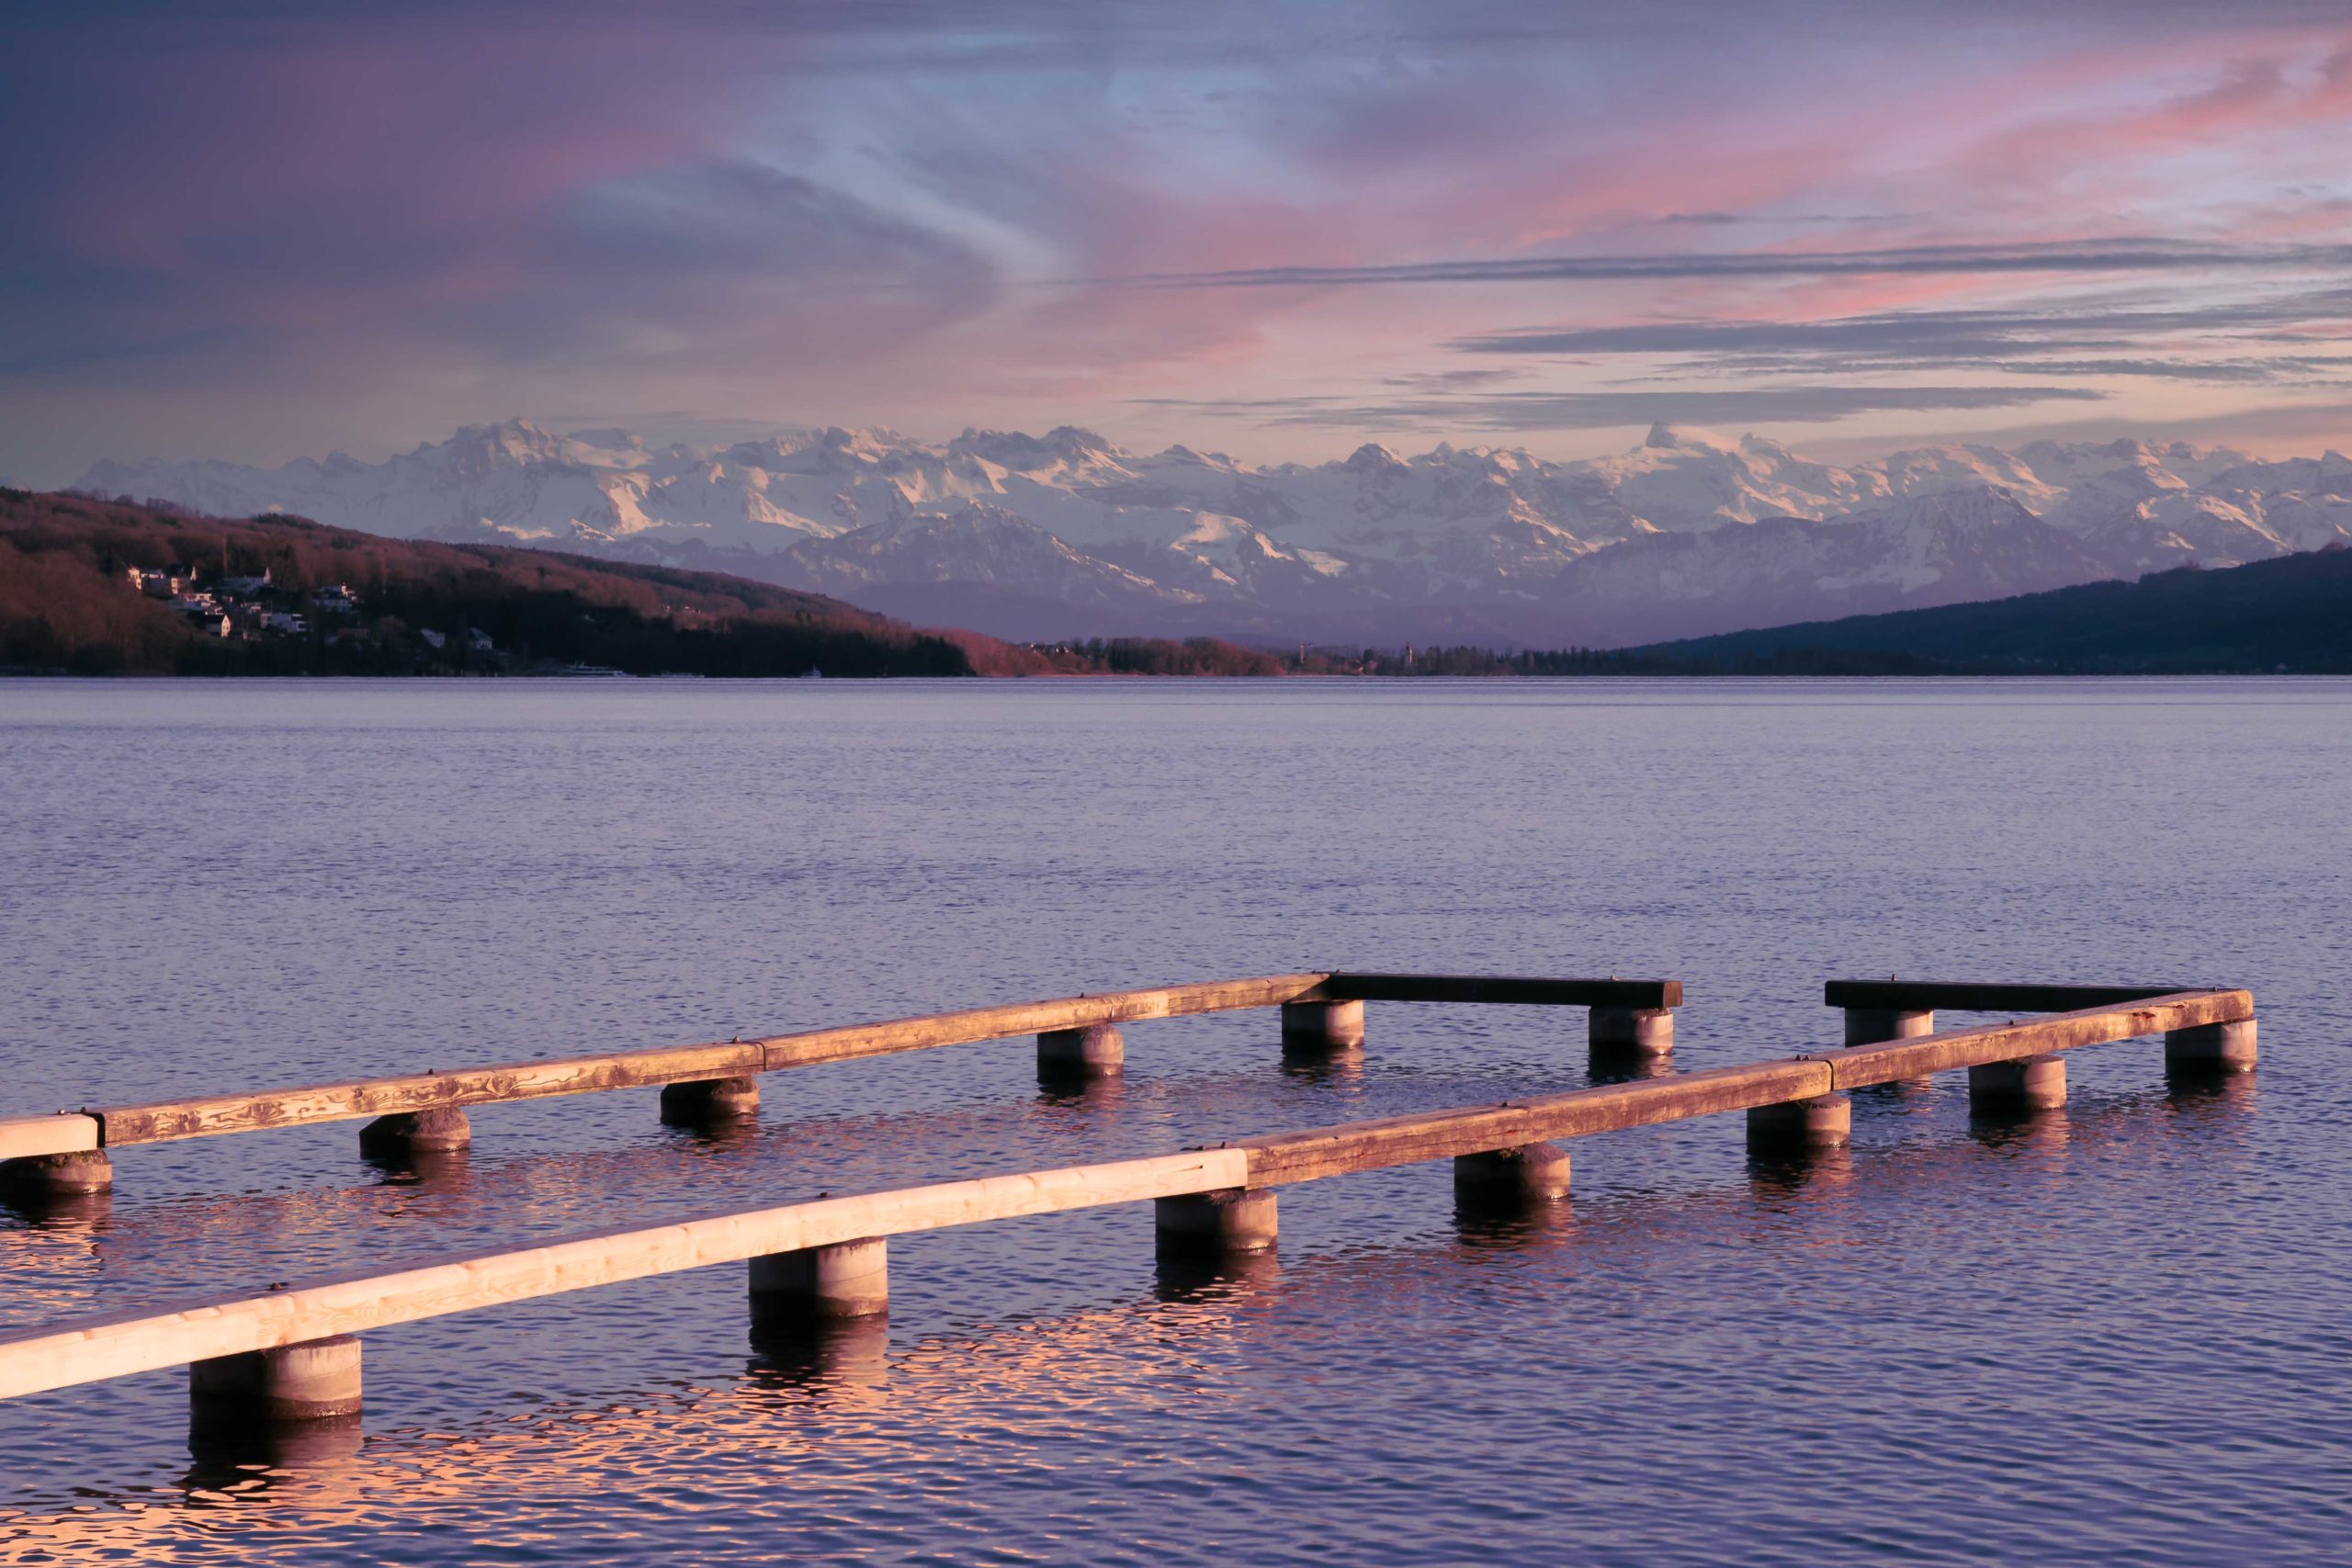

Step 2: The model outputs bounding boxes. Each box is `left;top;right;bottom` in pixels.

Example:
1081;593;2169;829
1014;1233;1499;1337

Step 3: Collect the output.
1155;1188;1278;1255
1453;1142;1572;1206
1037;1023;1124;1081
1847;1008;1935;1090
0;1149;113;1198
2166;1020;2257;1074
1281;1000;1364;1052
659;1076;761;1127
358;1107;470;1157
189;1335;363;1427
1969;1054;2066;1112
1846;1008;1934;1046
1747;1093;1851;1153
1589;1007;1674;1057
749;1237;888;1326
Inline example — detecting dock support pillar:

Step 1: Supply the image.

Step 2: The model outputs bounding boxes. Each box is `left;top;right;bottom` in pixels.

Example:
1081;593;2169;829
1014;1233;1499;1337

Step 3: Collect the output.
750;1237;888;1326
1970;1054;2066;1113
1281;1000;1363;1053
0;1149;113;1199
1845;1008;1934;1046
1038;1023;1124;1082
190;1335;363;1432
2166;1020;2256;1075
1847;1008;1935;1090
1453;1142;1572;1206
358;1106;470;1157
1156;1188;1278;1255
1747;1093;1851;1153
660;1077;762;1127
1589;1007;1673;1057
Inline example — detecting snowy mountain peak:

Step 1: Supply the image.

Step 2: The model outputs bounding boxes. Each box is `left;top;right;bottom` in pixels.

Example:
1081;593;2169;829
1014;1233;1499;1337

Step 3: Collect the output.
68;418;2352;647
433;417;582;478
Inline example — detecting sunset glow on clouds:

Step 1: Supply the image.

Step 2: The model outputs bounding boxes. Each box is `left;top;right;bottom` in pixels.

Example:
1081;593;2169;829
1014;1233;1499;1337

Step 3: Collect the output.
6;0;2352;482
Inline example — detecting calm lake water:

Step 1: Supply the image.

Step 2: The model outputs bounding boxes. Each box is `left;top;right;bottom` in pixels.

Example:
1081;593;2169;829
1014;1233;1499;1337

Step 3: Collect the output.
0;677;2346;1565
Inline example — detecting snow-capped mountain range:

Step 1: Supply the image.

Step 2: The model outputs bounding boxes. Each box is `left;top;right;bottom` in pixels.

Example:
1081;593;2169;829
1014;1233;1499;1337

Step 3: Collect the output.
74;419;2352;646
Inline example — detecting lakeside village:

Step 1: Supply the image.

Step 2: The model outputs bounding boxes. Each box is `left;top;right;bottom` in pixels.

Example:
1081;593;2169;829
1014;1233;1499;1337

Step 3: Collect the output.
124;562;500;661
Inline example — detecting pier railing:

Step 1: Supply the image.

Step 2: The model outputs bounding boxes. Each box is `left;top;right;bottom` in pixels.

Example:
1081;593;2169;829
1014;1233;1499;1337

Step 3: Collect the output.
0;984;2252;1431
0;972;1683;1191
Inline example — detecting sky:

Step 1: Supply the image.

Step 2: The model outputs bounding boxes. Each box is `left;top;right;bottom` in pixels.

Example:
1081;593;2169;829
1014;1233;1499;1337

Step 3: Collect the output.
7;0;2352;485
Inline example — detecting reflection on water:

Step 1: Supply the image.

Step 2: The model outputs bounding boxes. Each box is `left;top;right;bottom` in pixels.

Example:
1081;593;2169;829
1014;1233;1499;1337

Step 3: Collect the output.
0;679;2341;1565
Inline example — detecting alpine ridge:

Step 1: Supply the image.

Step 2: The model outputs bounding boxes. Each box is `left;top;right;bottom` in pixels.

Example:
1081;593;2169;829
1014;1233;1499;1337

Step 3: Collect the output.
75;421;2352;646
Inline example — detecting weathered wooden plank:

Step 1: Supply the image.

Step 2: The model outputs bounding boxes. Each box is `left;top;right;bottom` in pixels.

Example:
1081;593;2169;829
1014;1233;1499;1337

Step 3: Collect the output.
1322;975;1682;1009
91;976;1341;1146
1237;1058;1832;1185
96;1042;768;1146
1823;980;2193;1013
754;974;1335;1070
0;1114;102;1161
0;1147;1252;1400
1821;991;2252;1089
73;972;1679;1150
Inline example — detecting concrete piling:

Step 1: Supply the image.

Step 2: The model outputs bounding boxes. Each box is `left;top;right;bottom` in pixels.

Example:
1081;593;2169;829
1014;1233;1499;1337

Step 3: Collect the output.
2165;1019;2256;1074
1037;1023;1124;1081
1589;1007;1674;1056
1280;999;1364;1053
0;1149;113;1199
1845;1008;1935;1046
189;1335;362;1430
357;1107;470;1158
1155;1188;1278;1255
1747;1093;1851;1153
1847;1009;1935;1091
1969;1053;2066;1112
749;1237;889;1326
1453;1142;1572;1206
659;1076;761;1127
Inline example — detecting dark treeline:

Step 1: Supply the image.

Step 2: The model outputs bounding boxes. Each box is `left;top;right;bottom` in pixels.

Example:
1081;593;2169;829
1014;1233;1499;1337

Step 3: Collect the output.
1025;637;1291;675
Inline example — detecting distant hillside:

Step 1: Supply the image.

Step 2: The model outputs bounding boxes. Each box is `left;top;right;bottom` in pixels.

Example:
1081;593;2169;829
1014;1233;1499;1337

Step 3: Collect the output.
0;490;1052;676
1614;546;2352;673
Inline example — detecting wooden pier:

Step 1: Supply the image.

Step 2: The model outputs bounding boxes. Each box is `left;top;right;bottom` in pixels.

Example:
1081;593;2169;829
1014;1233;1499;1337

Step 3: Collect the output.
0;972;1681;1194
0;981;2252;1439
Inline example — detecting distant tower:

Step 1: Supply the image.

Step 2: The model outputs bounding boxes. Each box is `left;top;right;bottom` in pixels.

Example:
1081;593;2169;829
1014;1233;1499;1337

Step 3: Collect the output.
1405;643;1416;667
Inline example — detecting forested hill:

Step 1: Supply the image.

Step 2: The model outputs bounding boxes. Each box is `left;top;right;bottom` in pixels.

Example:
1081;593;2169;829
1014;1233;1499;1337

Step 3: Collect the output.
1612;546;2352;674
0;490;1058;676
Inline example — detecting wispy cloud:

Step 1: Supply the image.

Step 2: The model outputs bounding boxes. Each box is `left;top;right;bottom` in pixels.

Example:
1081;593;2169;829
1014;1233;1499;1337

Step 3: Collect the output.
1137;384;2106;432
1133;240;2352;290
7;0;2352;479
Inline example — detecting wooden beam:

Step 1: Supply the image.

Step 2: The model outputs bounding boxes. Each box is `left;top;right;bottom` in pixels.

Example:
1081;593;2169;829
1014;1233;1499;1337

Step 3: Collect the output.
0;1114;101;1162
1818;991;2251;1090
1323;975;1681;1009
1238;1058;1829;1186
96;1042;768;1146
1823;980;2194;1013
0;1148;1251;1400
754;974;1334;1071
94;975;1337;1147
82;972;1670;1150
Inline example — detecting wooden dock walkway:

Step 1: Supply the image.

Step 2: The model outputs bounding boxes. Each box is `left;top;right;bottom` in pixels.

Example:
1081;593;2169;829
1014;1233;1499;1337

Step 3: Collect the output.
0;982;2252;1434
0;972;1681;1194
